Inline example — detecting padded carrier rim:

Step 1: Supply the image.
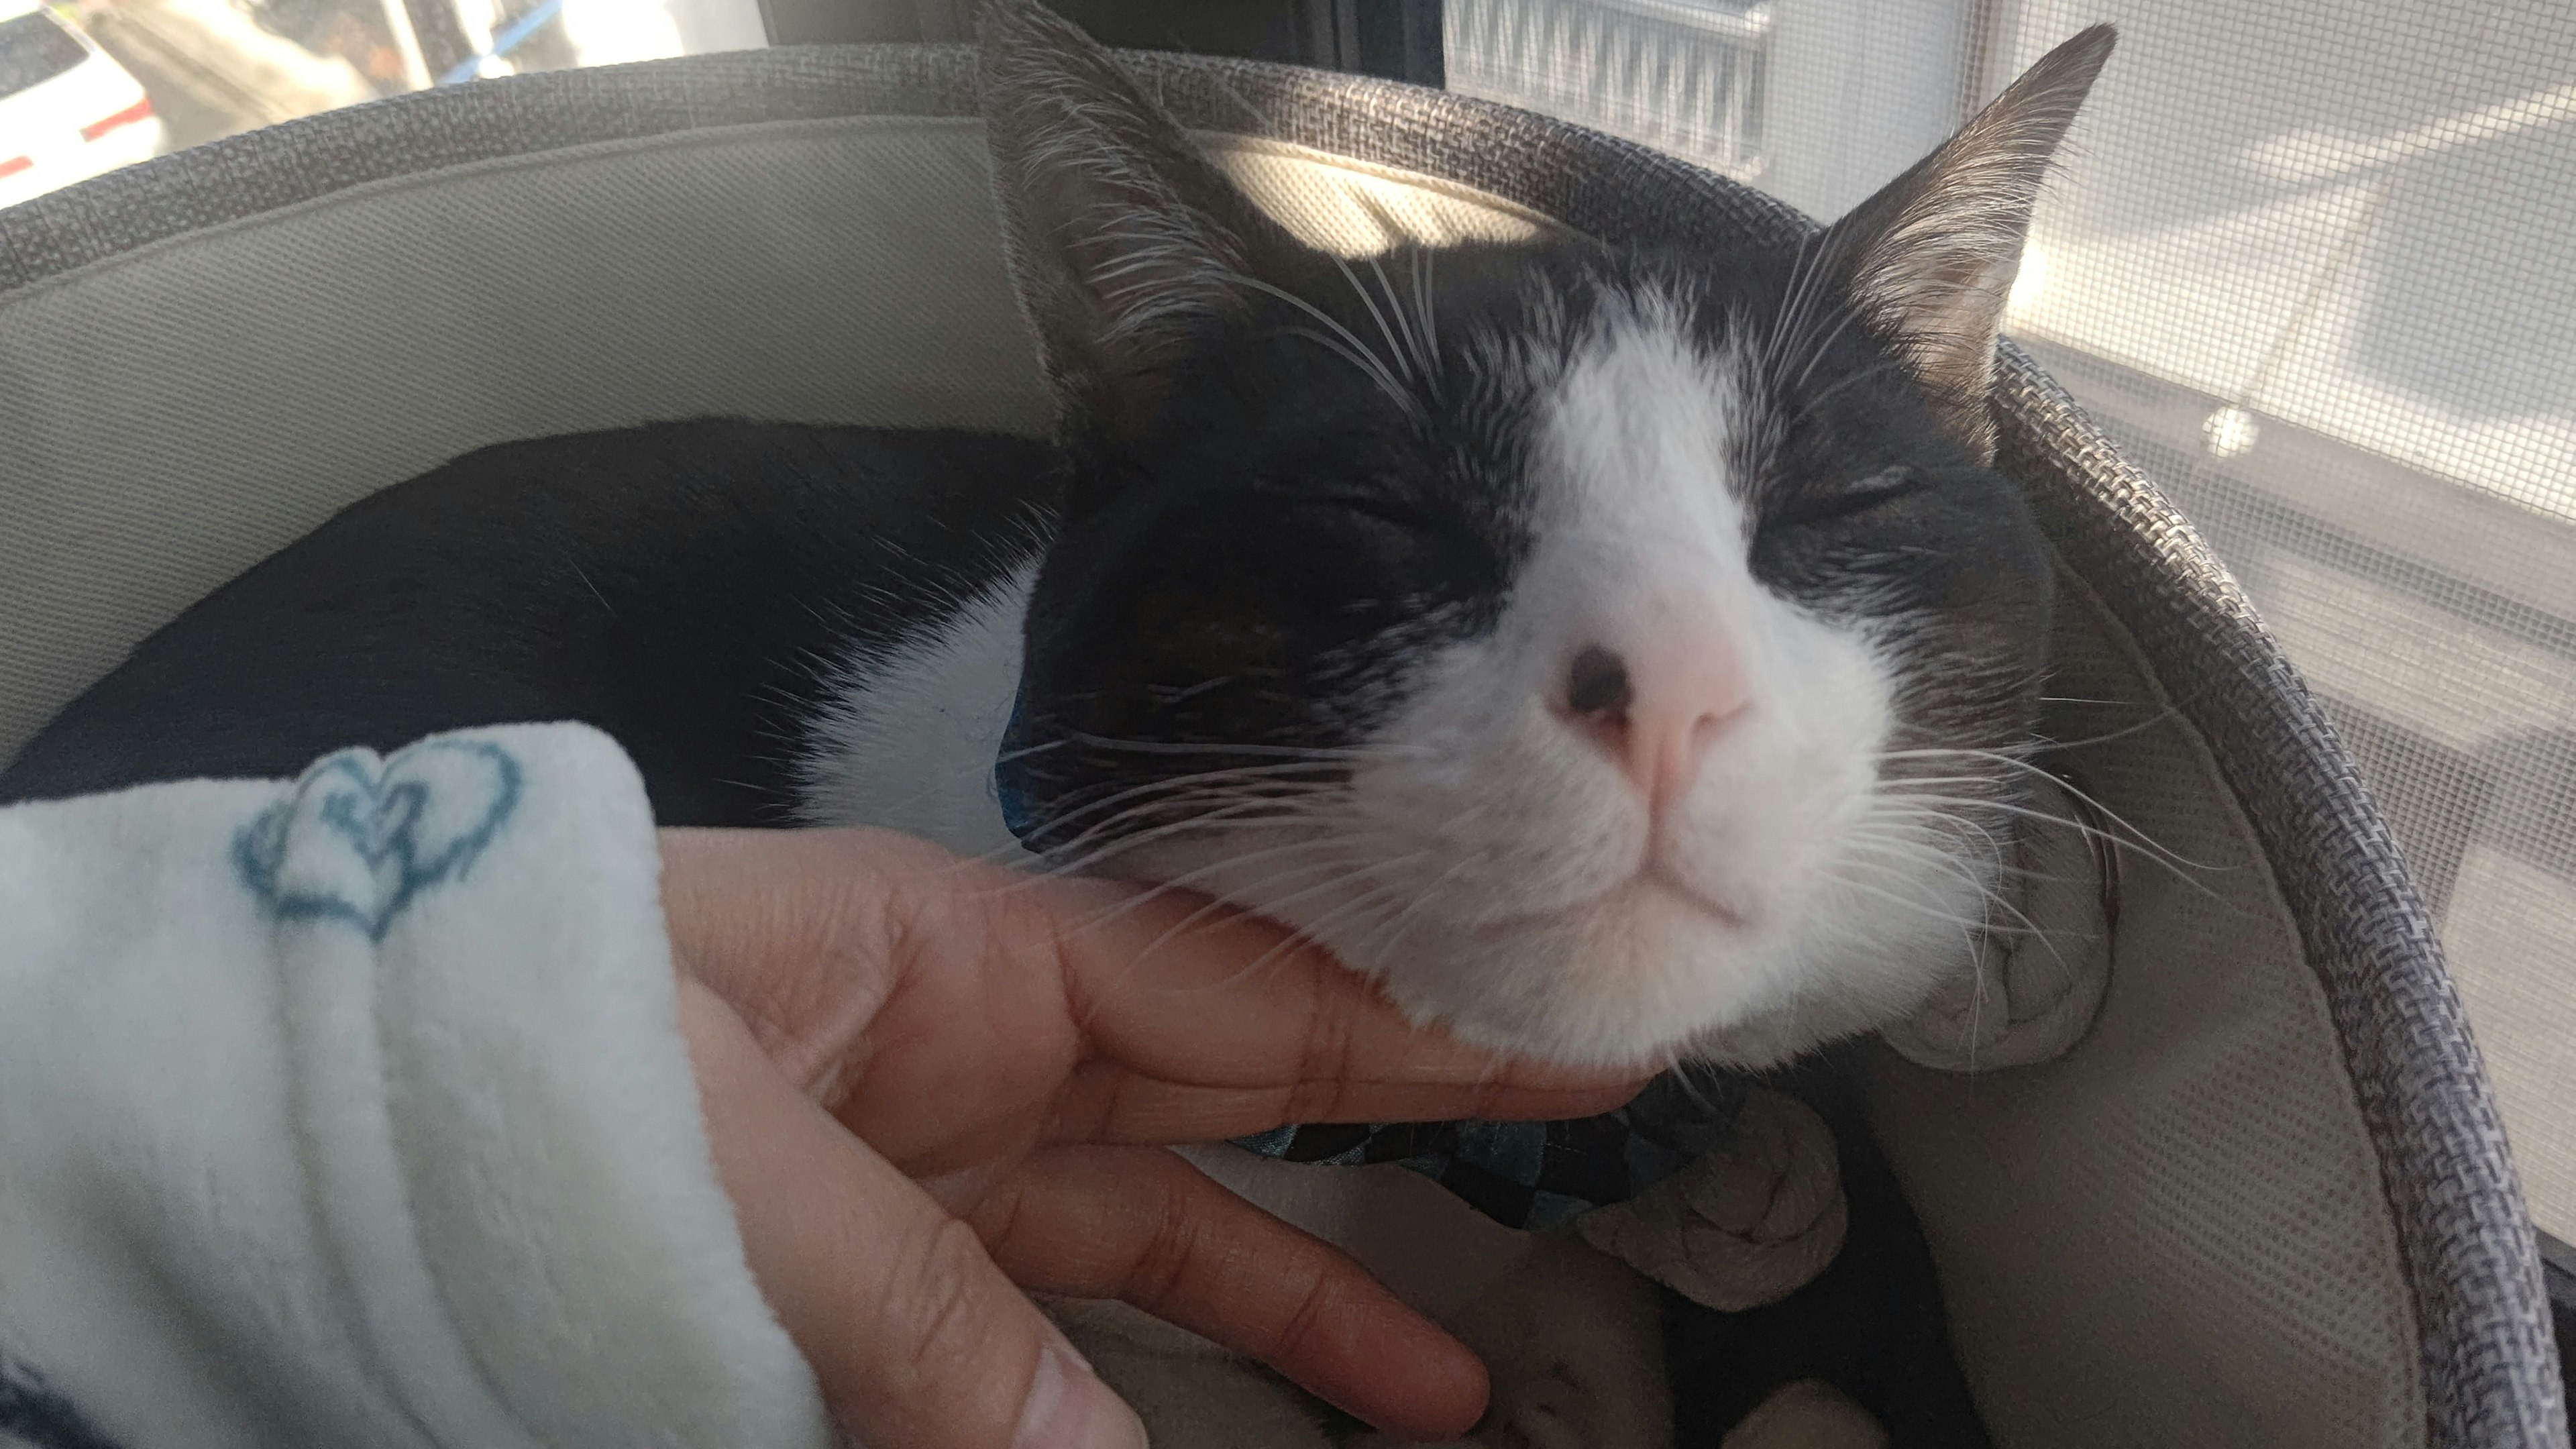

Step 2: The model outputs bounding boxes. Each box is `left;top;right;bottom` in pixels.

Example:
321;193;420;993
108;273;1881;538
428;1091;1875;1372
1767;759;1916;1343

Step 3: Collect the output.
0;42;2557;1445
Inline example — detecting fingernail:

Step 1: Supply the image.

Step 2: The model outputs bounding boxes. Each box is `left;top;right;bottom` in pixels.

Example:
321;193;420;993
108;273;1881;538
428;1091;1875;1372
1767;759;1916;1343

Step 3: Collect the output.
1016;1340;1149;1449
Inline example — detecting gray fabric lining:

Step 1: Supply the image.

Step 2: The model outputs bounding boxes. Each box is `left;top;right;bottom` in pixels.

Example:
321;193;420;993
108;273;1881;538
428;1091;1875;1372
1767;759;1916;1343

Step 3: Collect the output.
0;42;2555;1445
1991;354;2565;1446
1872;566;2420;1446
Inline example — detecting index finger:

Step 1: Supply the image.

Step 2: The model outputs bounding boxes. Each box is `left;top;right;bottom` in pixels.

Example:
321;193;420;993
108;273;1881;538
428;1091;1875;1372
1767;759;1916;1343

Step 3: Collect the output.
664;826;1651;1167
1022;880;1655;1146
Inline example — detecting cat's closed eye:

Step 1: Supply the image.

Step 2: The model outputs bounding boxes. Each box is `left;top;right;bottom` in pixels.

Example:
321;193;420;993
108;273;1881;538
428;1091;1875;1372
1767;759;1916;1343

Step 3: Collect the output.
1323;493;1442;535
1254;480;1445;538
1764;466;1929;533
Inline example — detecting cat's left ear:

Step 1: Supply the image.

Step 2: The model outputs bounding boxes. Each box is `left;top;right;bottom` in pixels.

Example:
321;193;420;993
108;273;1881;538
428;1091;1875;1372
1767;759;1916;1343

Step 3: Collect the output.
978;0;1309;443
1814;25;2115;460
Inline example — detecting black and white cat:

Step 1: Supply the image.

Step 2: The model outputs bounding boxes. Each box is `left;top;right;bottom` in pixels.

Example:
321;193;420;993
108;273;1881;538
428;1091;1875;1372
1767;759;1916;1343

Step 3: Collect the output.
0;4;2112;1442
833;1;2105;1077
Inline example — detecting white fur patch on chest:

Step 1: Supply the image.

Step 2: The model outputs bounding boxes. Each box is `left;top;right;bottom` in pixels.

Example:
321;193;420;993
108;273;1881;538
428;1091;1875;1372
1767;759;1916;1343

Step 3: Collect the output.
794;567;1036;863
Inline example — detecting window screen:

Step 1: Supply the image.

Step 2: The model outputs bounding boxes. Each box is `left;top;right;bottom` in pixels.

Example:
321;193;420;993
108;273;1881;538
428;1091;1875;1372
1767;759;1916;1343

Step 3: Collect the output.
1453;0;2576;1246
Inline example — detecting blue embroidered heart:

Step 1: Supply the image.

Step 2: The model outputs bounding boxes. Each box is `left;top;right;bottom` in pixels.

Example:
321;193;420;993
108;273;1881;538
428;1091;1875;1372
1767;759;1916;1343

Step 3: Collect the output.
232;739;523;941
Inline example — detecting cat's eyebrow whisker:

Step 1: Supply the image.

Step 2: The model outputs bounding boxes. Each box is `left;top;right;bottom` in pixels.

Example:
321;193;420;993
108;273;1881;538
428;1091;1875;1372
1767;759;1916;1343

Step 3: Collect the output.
1785;297;1874;399
1766;231;1839;382
1333;252;1417;389
1226;266;1386;358
1759;238;1799;372
1766;233;1815;364
1146;674;1239;707
1780;356;1908;434
1288;324;1427;425
1334;193;1442;390
1364;250;1434;386
1224;269;1428;428
1411;246;1440;387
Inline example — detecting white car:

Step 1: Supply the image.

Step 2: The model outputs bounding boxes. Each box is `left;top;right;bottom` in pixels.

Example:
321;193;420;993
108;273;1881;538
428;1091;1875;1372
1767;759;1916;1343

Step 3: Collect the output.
0;0;165;211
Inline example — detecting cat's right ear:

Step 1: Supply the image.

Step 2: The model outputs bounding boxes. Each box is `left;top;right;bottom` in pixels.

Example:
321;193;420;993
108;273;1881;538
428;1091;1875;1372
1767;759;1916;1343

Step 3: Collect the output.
1809;25;2114;461
978;0;1298;441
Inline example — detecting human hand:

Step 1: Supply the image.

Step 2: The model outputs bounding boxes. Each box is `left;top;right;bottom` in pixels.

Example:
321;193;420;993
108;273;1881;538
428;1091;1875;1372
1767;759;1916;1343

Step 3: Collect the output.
659;827;1649;1449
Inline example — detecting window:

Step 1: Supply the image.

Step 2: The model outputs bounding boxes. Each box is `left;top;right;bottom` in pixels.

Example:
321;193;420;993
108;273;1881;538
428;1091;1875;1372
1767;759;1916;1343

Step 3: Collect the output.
1446;0;1772;181
0;0;762;207
0;11;91;96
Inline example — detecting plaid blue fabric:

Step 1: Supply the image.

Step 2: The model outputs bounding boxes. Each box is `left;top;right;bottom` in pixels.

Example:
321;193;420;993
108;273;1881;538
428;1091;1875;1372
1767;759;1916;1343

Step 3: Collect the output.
1235;1071;1748;1231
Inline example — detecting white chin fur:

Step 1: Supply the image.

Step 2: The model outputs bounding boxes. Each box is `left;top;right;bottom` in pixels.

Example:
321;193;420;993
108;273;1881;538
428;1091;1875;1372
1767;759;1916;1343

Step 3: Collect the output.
1116;814;1989;1069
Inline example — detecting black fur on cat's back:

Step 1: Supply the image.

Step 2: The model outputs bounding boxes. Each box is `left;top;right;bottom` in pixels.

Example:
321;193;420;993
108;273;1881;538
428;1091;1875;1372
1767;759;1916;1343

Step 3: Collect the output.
0;421;1061;823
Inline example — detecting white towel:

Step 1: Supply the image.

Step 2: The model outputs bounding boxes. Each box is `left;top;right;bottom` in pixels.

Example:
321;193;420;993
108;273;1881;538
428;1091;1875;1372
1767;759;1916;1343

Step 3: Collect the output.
0;724;830;1449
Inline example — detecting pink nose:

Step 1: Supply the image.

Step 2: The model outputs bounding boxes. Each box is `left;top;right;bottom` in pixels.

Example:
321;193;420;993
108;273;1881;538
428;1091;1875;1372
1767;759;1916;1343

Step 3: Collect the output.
1562;633;1750;819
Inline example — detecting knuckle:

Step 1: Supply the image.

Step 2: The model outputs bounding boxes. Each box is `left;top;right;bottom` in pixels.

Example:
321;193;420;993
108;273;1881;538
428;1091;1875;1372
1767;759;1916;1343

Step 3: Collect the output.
1268;1261;1342;1365
891;1217;1004;1391
1288;982;1362;1120
1123;1184;1195;1306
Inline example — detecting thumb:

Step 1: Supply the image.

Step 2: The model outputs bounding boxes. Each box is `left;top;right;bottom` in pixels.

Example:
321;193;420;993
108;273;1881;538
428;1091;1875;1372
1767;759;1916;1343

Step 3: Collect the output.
682;979;1148;1449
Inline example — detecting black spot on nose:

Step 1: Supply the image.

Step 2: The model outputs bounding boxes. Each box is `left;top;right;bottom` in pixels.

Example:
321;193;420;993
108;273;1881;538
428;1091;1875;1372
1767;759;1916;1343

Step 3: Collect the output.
1567;645;1633;716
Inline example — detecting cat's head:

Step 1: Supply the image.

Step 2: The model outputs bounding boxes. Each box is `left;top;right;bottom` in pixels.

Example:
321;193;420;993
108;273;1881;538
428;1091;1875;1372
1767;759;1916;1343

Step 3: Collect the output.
981;1;2112;1069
